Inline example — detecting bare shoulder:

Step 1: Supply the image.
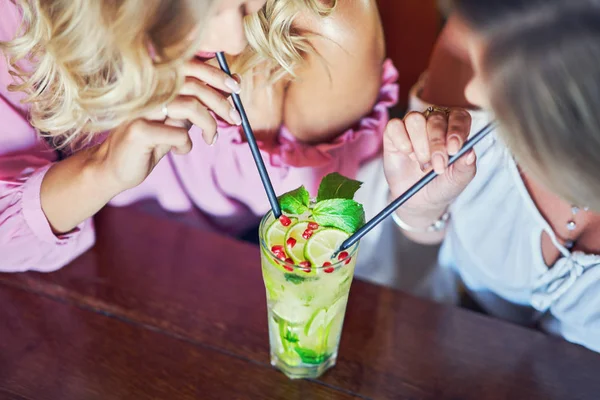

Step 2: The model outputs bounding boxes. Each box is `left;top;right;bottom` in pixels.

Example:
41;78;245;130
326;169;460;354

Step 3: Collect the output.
283;0;386;142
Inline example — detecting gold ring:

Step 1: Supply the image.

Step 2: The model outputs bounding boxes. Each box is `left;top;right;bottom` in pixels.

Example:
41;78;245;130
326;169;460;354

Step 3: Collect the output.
423;106;451;118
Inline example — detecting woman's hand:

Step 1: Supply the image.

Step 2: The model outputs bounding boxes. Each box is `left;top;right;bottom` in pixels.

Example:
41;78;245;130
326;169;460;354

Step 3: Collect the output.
91;57;243;192
41;58;243;234
383;108;476;234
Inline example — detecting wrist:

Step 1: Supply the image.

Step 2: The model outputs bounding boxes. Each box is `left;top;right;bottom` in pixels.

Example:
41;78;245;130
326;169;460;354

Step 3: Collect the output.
83;146;127;200
41;149;122;234
388;191;449;218
387;192;449;231
393;208;449;233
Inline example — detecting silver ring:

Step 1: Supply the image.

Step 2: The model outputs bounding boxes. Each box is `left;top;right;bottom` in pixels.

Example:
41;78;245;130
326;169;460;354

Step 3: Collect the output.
161;104;169;119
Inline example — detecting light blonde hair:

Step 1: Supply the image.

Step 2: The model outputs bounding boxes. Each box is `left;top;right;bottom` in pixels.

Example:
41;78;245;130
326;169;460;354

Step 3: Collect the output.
456;0;600;211
0;0;335;148
234;0;336;86
1;0;212;147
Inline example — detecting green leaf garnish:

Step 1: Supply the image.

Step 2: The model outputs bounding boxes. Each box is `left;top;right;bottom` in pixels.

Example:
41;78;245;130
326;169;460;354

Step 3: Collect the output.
284;273;307;285
317;172;363;202
278;186;310;215
294;348;329;364
284;331;299;343
312;199;365;234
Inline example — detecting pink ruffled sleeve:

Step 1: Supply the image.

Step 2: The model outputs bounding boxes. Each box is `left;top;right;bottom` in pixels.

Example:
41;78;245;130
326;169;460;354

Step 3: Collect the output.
262;59;400;168
0;0;95;272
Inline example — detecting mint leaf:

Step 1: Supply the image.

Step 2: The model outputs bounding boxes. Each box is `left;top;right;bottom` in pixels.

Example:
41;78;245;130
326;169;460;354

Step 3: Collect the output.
294;348;329;364
312;199;365;233
278;186;310;215
317;173;363;202
284;331;299;343
284;273;307;285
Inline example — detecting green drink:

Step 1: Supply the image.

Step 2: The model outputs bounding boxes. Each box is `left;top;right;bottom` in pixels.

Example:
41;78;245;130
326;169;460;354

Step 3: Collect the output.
259;173;364;379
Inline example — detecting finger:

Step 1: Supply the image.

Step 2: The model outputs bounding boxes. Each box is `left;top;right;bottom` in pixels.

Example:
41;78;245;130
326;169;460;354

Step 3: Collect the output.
447;149;477;187
162;96;218;145
446;108;472;155
384;118;413;155
383;118;420;177
426;111;449;175
164;118;193;131
144;103;172;122
180;77;241;126
129;120;193;155
183;59;241;94
404;111;430;170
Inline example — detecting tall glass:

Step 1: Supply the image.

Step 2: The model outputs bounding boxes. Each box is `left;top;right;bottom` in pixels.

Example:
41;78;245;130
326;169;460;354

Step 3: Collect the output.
259;211;360;379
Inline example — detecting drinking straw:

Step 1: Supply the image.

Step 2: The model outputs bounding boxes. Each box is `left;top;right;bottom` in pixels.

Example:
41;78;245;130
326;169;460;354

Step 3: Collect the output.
337;120;498;253
216;52;282;218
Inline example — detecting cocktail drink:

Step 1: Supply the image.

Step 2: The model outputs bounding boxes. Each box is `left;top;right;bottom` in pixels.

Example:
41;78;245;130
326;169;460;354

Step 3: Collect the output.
259;173;364;379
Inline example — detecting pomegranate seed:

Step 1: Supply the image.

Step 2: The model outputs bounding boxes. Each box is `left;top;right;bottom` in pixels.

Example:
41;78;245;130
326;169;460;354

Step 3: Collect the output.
345;257;352;265
308;222;319;230
338;251;349;261
286;237;297;248
276;252;287;261
271;245;285;254
283;258;294;272
279;215;292;227
299;261;312;273
323;261;334;274
302;229;314;240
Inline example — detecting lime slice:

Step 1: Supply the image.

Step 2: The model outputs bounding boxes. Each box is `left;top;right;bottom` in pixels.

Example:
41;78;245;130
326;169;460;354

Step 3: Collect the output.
266;216;297;249
304;296;347;337
264;216;297;272
304;228;350;269
284;221;312;264
325;311;345;350
304;308;327;337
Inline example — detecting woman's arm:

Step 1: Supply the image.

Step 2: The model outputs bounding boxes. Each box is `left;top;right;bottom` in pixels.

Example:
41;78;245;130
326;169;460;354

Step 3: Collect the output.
420;14;474;108
0;2;97;271
0;93;98;271
388;14;477;245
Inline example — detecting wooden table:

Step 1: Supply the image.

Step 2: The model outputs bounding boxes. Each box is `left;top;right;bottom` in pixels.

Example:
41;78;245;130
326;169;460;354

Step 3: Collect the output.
1;207;599;400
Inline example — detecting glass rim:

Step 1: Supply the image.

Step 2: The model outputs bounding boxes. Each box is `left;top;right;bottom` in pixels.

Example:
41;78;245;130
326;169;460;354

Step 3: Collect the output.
259;210;359;271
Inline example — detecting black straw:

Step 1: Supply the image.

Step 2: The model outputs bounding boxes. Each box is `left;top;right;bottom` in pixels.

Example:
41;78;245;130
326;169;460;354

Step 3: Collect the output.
337;120;498;253
215;52;282;218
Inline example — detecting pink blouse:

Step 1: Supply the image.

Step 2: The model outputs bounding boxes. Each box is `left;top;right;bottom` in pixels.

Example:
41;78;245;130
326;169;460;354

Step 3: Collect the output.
0;1;399;272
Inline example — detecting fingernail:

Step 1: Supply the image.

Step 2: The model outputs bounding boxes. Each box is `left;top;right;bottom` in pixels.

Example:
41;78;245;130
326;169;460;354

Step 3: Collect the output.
432;153;447;174
210;132;219;146
229;108;242;125
448;136;461;155
225;77;241;94
421;162;432;172
465;150;476;165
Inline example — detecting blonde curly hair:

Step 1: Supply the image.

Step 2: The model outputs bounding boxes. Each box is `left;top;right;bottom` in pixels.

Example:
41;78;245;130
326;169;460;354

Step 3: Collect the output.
0;0;334;147
234;0;336;85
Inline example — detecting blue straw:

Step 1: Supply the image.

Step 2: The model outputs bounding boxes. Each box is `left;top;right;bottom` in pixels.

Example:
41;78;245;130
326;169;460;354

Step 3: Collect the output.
337;120;498;254
215;52;282;218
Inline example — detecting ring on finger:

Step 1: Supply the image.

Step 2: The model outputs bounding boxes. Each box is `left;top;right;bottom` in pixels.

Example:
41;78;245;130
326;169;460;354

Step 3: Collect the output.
423;106;451;119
